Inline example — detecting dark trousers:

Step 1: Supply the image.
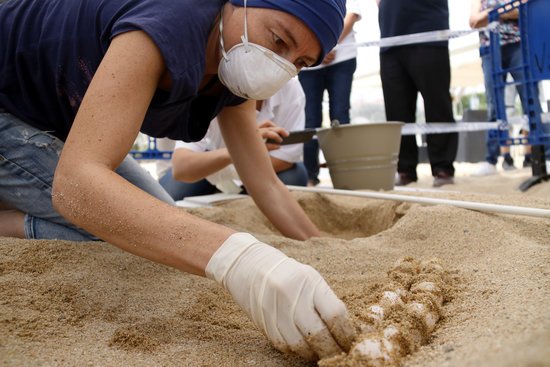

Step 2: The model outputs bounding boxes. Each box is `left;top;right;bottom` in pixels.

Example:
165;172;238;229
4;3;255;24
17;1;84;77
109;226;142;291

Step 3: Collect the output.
380;46;457;178
298;58;357;183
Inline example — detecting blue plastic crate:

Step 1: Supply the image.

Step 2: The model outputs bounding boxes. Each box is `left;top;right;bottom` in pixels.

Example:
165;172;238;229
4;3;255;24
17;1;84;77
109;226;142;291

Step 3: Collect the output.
524;0;550;80
130;136;173;160
488;0;549;190
489;0;549;134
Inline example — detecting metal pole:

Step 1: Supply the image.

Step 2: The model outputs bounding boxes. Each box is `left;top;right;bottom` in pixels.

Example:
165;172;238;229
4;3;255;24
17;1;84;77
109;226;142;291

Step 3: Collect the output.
286;185;550;219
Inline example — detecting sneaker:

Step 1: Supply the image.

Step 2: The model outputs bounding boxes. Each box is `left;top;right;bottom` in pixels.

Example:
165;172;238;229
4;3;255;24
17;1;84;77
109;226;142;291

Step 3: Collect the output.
395;172;417;186
502;157;516;171
472;162;497;176
522;155;532;168
433;171;454;187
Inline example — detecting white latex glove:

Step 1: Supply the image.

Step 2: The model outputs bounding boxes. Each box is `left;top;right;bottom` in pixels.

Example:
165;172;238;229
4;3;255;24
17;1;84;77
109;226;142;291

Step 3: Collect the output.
206;233;356;361
205;164;242;194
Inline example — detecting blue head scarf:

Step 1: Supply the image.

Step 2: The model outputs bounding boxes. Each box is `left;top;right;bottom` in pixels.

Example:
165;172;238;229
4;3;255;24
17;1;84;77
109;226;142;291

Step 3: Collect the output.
228;0;346;66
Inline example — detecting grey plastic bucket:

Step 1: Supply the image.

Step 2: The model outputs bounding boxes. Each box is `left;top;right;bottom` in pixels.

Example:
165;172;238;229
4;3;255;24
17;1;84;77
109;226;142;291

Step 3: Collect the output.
316;122;404;191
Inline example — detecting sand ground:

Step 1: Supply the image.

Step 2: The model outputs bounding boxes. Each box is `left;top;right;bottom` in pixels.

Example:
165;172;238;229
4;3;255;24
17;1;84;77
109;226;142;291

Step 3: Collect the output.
1;167;549;366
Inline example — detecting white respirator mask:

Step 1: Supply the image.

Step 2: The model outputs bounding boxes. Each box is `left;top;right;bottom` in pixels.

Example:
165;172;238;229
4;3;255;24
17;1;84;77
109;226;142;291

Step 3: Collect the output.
217;0;298;100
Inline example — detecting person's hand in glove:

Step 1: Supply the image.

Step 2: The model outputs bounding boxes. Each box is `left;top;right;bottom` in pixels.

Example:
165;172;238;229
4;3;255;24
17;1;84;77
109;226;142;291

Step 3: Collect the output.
206;232;357;361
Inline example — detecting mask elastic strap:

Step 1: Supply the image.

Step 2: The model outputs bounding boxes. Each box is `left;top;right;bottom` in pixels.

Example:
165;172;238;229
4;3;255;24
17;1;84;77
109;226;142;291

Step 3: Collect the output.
242;0;249;50
219;0;250;60
219;7;229;60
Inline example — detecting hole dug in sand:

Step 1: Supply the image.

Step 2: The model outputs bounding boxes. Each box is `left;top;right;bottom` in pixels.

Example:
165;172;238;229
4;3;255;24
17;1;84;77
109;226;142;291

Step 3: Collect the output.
319;257;453;367
190;193;409;240
297;193;409;240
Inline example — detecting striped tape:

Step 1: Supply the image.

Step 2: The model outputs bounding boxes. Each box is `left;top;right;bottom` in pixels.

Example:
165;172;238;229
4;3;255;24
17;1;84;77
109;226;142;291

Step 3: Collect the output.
340;22;499;49
399;113;550;135
401;122;498;135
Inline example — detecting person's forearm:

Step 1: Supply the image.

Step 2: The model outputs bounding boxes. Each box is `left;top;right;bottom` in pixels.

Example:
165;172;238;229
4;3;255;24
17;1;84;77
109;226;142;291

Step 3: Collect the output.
237;151;318;239
172;148;232;183
338;13;360;43
246;175;320;240
470;3;517;29
51;29;235;277
470;9;490;28
500;8;519;20
218;101;320;240
53;163;234;276
469;0;489;29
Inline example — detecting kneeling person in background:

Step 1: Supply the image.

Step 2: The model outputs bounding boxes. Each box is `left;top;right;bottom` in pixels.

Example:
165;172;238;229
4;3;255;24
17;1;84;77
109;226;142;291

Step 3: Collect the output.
160;78;308;200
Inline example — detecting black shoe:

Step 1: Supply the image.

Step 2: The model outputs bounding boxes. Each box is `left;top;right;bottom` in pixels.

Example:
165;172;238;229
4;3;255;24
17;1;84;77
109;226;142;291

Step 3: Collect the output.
307;178;320;187
523;155;532;168
433;171;454;187
395;172;417;186
502;156;516;171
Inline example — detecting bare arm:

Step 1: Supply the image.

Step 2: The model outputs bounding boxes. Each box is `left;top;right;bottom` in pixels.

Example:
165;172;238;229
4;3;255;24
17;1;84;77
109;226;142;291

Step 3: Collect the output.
52;31;234;276
469;0;490;28
217;102;320;240
322;11;360;65
469;0;519;29
172;119;290;181
339;12;360;43
172;147;232;183
500;8;519;20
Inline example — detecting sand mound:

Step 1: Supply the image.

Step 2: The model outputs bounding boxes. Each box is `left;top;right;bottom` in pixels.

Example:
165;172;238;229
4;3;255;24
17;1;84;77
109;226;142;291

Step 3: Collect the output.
1;180;549;366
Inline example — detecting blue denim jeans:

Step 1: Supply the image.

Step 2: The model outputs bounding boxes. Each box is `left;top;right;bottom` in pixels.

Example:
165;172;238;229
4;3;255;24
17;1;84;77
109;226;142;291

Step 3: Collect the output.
482;42;538;165
159;162;308;201
0;112;175;240
298;58;357;183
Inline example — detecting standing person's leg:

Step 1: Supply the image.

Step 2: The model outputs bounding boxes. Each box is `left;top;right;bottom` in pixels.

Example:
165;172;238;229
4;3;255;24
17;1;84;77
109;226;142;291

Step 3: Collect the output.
408;46;457;181
275;162;308;186
298;69;326;185
498;47;520;168
159;168;217;201
481;50;501;166
325;58;357;125
506;43;541;117
505;42;542;165
380;48;419;184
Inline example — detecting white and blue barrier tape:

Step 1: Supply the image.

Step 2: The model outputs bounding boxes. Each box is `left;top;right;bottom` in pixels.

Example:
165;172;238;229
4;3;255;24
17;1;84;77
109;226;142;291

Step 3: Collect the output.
340;22;499;49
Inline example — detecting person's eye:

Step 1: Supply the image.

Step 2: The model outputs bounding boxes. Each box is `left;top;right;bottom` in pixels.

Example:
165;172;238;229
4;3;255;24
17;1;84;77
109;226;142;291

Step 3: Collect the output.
272;32;285;47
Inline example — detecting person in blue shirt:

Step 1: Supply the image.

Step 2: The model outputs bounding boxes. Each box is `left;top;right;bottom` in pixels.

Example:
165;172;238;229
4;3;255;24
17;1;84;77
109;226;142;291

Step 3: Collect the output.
0;0;356;360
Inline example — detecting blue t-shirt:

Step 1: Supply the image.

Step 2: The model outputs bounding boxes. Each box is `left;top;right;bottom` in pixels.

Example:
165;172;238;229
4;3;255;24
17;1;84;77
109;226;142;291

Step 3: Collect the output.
0;0;245;142
378;0;449;52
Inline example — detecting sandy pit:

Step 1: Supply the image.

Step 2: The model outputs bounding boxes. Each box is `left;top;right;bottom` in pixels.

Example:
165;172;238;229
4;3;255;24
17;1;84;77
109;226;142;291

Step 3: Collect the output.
1;170;549;366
